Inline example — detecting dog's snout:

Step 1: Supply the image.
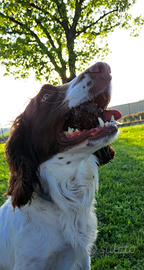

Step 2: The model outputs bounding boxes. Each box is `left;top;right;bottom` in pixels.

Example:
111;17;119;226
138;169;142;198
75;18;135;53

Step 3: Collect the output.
88;62;112;80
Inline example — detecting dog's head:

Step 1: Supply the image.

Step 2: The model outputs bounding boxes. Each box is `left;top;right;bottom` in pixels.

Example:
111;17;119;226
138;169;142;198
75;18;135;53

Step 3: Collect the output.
5;62;121;208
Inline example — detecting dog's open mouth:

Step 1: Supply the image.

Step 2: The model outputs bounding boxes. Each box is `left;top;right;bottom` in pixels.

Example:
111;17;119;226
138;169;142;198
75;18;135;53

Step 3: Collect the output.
58;96;121;145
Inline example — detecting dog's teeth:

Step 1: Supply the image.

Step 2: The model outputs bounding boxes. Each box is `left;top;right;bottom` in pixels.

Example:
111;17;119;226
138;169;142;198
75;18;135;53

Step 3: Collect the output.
105;121;109;126
110;115;115;122
115;121;121;125
98;117;104;128
68;127;74;134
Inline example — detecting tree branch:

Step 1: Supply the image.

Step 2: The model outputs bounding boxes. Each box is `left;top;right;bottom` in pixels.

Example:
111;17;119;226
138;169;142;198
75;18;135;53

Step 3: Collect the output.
35;18;66;68
29;3;42;12
52;0;69;34
0;12;62;73
71;0;85;34
30;1;68;33
0;28;24;36
94;22;121;37
76;8;118;36
28;2;62;29
35;18;56;48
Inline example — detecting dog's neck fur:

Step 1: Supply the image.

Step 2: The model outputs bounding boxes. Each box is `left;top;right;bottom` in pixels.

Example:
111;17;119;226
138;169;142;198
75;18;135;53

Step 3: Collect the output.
39;152;98;206
36;153;98;249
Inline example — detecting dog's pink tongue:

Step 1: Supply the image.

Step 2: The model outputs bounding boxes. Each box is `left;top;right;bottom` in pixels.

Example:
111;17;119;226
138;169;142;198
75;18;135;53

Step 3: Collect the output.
103;110;122;122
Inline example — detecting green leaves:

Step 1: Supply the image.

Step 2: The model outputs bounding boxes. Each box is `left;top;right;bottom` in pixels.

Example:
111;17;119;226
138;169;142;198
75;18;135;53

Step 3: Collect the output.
0;0;143;83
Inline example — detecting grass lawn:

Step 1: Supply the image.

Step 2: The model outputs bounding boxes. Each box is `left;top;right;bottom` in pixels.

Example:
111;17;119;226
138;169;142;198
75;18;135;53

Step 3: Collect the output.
0;143;9;205
92;124;144;269
0;131;10;143
0;125;144;269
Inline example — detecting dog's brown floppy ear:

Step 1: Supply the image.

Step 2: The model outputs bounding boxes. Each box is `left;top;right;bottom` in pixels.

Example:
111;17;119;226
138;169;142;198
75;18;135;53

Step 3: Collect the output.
94;144;115;166
5;113;40;209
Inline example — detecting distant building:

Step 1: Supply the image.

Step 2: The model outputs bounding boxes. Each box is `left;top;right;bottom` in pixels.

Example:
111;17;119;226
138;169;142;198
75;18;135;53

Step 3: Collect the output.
109;100;144;119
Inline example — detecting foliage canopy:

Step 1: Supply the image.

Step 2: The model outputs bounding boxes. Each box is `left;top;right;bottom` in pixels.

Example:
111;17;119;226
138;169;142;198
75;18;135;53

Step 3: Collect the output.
0;0;143;83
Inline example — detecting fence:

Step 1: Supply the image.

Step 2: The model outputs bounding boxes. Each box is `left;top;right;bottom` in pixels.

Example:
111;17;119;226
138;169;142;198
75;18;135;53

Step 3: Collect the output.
109;100;144;119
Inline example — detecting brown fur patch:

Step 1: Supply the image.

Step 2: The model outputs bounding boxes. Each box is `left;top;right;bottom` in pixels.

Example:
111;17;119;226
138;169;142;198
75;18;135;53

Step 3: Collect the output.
72;73;86;88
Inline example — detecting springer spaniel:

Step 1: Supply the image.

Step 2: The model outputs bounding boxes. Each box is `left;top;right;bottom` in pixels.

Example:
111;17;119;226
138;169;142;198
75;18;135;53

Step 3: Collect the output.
0;62;121;270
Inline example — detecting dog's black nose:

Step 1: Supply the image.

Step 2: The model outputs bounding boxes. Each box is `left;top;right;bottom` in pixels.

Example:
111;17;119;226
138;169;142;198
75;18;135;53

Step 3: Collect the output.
88;62;112;79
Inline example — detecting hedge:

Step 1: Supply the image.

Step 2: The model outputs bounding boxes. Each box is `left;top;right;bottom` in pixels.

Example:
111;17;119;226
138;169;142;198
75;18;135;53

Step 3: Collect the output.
121;111;144;123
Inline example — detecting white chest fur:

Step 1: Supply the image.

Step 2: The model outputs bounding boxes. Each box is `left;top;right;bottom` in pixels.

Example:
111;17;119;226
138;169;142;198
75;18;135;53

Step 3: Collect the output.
39;153;98;250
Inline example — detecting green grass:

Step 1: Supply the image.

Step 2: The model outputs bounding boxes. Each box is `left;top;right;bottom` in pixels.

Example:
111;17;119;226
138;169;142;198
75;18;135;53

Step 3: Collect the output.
0;131;10;143
92;125;144;269
0;144;9;205
0;125;144;269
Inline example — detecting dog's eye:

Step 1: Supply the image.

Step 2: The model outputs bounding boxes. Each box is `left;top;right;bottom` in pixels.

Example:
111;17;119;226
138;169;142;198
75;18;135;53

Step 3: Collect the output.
42;93;51;101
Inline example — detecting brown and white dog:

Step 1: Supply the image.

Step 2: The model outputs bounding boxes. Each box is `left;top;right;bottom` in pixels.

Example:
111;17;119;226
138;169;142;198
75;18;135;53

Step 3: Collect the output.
0;62;121;270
